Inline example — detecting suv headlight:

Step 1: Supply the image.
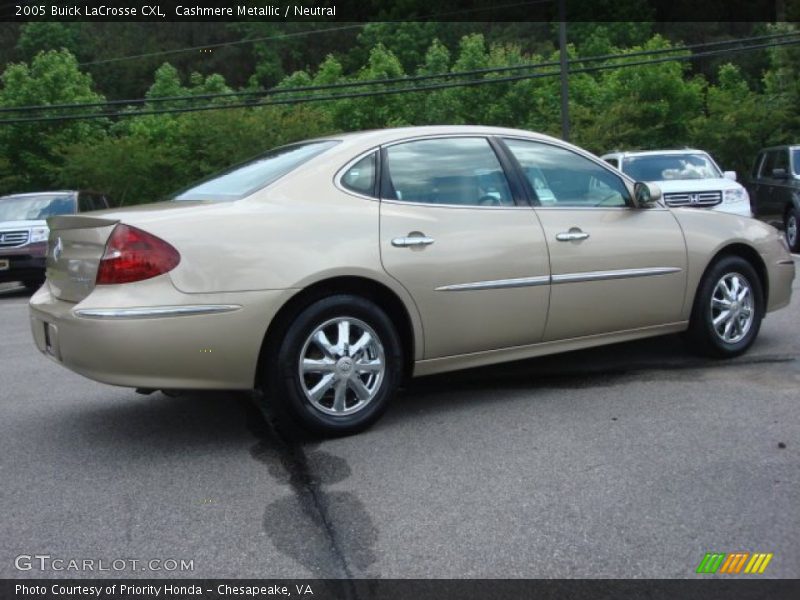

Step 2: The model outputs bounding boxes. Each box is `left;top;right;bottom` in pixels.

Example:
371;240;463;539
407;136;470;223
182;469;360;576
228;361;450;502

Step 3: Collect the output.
29;227;49;243
723;188;748;204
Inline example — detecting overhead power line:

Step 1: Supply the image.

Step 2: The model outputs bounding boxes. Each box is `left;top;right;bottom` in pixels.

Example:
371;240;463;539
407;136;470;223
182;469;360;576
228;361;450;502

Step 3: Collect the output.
77;1;554;67
0;35;798;125
1;31;797;117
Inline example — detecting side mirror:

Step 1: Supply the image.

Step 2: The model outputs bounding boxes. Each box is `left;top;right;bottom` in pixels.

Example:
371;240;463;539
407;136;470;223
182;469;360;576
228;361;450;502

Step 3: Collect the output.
633;181;662;208
723;170;737;181
772;168;789;179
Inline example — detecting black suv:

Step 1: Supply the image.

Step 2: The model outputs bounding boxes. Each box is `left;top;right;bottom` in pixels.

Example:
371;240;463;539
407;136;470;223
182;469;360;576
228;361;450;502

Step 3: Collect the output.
747;145;800;251
0;190;111;290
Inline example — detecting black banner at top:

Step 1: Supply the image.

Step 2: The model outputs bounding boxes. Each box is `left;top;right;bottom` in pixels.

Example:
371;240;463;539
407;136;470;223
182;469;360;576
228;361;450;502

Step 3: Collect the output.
0;0;797;23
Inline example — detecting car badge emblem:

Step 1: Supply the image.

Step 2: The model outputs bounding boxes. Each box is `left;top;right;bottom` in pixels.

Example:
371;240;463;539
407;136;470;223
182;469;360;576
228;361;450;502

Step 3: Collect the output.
690;194;699;204
53;237;63;262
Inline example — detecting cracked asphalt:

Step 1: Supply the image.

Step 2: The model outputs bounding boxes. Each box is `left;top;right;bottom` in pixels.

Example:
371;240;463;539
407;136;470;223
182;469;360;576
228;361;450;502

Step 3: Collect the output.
0;261;798;579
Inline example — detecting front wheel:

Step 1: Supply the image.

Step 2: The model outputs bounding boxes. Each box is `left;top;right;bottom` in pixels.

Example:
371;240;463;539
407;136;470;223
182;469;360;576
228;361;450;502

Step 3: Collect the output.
686;256;764;358
267;294;403;436
785;208;799;252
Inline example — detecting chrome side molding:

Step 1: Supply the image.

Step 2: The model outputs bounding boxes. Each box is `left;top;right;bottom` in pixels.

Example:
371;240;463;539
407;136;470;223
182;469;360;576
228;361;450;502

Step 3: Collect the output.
74;304;242;319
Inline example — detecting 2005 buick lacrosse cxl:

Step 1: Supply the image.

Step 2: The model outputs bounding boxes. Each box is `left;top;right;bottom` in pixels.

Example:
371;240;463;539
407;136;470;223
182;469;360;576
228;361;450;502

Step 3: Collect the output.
29;126;795;435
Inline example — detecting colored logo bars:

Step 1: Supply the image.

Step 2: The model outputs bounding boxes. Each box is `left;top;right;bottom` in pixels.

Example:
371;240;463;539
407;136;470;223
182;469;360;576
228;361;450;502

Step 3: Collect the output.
696;552;773;574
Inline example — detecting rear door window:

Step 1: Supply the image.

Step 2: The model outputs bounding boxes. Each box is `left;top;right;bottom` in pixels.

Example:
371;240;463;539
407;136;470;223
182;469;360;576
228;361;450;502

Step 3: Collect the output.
382;137;514;207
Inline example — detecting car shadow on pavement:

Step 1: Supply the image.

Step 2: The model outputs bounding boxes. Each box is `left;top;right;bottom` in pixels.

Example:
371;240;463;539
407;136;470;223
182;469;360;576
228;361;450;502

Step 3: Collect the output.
386;332;793;422
52;391;257;457
0;283;32;299
48;332;790;448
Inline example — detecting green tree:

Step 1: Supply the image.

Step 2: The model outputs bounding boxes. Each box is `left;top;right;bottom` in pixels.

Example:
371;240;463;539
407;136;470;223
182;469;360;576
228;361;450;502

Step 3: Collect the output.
691;64;779;176
16;23;83;60
0;50;107;192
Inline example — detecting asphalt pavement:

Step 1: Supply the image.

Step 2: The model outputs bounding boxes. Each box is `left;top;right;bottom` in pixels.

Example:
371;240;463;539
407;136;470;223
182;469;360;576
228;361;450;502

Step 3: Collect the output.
0;263;798;579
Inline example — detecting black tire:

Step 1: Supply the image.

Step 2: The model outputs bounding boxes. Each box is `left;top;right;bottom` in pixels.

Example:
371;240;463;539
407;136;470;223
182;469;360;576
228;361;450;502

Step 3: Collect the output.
23;280;43;292
266;294;403;436
785;207;799;253
686;256;764;358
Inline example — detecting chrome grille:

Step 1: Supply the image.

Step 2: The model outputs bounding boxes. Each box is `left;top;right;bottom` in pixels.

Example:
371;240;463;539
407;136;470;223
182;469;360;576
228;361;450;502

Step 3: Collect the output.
0;230;29;247
663;191;722;207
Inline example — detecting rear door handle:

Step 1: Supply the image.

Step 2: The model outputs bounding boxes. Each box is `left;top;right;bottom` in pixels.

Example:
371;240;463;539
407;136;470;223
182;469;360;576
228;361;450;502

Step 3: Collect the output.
556;229;590;242
392;236;435;248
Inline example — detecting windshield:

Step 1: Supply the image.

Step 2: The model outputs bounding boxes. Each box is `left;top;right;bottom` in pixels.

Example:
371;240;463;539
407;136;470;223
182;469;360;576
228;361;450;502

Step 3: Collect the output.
0;194;76;222
173;140;339;201
793;149;800;176
622;153;722;181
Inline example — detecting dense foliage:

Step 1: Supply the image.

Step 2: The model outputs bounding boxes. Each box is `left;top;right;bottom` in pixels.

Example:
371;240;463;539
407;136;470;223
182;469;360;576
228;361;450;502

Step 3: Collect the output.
0;22;797;205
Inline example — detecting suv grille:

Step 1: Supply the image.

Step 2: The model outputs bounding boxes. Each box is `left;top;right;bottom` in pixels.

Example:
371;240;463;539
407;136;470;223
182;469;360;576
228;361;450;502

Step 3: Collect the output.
0;230;29;248
663;191;722;207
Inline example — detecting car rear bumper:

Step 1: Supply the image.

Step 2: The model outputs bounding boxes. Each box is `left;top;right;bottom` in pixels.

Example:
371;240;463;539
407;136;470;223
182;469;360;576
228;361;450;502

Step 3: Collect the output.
28;278;294;390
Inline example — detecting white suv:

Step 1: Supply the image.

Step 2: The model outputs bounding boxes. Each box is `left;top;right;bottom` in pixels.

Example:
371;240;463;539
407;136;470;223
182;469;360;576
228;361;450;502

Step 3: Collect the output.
600;149;752;217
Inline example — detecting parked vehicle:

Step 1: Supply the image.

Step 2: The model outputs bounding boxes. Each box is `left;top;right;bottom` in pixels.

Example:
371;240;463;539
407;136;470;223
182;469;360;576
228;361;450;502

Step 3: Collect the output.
1;191;110;290
746;145;800;252
601;150;752;217
29;127;794;435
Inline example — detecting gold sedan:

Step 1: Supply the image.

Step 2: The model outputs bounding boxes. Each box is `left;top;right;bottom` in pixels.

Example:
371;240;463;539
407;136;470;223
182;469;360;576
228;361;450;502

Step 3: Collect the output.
29;126;795;434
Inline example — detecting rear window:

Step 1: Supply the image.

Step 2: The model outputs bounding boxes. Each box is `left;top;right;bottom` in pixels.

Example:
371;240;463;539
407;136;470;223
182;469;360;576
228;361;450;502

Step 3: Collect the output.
173;140;339;202
0;194;76;221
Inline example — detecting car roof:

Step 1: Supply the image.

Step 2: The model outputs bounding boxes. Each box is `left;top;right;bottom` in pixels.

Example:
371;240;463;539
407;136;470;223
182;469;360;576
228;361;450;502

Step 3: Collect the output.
310;125;567;147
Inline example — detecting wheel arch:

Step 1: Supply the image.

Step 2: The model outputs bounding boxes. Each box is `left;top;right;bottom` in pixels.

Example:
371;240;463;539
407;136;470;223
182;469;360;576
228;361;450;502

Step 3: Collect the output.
255;275;418;388
695;243;769;314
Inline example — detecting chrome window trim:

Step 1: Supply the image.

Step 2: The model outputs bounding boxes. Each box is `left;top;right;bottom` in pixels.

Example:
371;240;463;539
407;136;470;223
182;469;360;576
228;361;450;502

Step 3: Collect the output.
74;304;242;319
381;198;533;211
436;267;681;291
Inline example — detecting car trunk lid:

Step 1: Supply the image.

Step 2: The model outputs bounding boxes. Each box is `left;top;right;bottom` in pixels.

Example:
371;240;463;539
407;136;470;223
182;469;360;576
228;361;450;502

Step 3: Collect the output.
45;215;119;303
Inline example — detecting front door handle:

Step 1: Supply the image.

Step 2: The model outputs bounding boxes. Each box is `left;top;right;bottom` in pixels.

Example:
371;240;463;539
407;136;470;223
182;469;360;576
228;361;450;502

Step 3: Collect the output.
556;229;590;242
392;235;435;248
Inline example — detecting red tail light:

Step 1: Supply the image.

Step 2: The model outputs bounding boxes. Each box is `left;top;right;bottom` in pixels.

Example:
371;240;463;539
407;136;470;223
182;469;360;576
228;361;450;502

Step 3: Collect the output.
96;224;180;285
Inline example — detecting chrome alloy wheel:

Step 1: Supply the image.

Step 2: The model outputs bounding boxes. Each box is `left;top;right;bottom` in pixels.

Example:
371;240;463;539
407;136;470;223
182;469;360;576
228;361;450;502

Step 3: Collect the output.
710;272;755;344
298;317;386;416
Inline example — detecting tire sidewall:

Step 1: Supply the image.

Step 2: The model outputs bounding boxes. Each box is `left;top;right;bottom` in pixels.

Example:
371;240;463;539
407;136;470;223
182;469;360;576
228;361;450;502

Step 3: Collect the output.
786;209;800;252
693;257;764;357
273;295;403;435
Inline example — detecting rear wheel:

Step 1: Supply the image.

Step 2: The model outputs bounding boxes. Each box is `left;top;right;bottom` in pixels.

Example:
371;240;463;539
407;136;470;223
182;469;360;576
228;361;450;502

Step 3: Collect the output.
686;256;764;358
23;280;43;292
267;294;403;435
785;207;799;252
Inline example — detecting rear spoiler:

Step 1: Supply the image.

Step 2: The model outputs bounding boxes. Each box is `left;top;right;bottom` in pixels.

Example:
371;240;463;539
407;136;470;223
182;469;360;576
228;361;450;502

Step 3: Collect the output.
47;215;120;230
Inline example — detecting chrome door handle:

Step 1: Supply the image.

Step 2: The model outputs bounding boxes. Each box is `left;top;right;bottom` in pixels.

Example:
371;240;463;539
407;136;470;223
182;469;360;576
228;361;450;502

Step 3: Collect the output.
392;236;435;248
556;230;590;242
